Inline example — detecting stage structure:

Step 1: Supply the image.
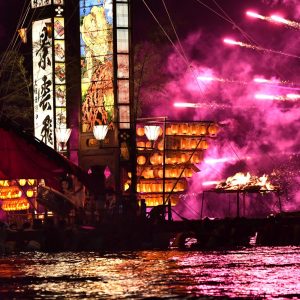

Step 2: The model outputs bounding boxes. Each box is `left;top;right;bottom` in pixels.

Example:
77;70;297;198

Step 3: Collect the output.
135;119;219;219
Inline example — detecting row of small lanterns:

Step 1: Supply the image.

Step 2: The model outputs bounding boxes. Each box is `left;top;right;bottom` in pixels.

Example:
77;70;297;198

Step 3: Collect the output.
137;152;203;165
0;179;36;187
1;198;30;211
137;139;209;151
136;123;219;137
0;186;37;199
139;167;194;179
137;180;187;193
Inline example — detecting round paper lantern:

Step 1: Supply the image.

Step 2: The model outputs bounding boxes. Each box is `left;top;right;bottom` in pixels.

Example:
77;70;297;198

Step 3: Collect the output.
137;141;145;150
137;156;146;165
158;141;164;151
136;127;145;136
208;123;219;136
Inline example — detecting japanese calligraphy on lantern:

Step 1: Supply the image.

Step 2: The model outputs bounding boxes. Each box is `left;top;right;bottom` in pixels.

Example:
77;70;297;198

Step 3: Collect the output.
32;18;54;147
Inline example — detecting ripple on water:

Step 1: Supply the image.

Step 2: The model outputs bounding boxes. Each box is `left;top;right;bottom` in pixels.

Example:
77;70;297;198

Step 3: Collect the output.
0;247;299;299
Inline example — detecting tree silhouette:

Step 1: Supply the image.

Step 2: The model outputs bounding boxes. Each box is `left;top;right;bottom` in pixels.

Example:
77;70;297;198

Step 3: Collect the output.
0;50;33;131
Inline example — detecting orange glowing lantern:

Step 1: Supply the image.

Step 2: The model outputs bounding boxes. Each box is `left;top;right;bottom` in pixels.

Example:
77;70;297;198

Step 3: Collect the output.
158;141;164;151
158;170;164;178
171;124;179;135
199;140;208;150
124;182;130;191
191;124;197;135
19;179;26;186
26;189;34;198
208;123;219;136
137;155;146;165
198;124;207;135
180;153;187;163
180;123;188;135
137;141;145;150
2;198;30;211
150;153;158;165
166;126;172;135
170;168;177;178
190;139;197;149
158;127;163;136
136;127;145;136
27;179;36;186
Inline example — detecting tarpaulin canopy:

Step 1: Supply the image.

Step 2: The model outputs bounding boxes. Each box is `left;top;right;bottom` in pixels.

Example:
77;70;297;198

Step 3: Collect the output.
0;117;92;192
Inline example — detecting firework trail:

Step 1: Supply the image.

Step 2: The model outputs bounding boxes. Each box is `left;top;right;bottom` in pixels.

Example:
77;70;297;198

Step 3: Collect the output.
255;93;300;100
197;75;300;90
246;10;300;29
223;38;300;59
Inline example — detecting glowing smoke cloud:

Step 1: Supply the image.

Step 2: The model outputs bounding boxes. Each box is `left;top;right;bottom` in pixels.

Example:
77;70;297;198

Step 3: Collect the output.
137;2;300;219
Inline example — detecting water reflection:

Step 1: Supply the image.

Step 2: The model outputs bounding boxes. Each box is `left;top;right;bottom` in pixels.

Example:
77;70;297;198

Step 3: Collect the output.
0;247;300;299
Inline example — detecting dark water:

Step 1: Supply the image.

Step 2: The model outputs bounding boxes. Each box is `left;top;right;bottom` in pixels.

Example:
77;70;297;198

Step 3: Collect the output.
0;247;300;299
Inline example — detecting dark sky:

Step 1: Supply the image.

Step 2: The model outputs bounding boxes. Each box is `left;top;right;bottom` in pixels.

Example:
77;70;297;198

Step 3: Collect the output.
1;0;296;51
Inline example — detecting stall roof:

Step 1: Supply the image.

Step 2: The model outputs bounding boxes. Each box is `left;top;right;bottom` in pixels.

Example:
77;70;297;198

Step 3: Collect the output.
0;117;92;192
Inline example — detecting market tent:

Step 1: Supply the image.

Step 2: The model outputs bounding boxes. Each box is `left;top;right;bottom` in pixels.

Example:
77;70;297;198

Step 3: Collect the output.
0;117;92;192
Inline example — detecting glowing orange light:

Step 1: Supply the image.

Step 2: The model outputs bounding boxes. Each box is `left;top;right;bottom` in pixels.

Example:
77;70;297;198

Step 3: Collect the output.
2;198;30;211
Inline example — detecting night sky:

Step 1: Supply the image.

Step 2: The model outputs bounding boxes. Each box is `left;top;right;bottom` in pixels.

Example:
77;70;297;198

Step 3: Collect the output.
1;0;300;218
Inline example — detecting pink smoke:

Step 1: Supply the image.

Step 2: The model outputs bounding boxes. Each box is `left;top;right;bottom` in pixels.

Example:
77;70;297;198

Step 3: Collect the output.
137;1;300;219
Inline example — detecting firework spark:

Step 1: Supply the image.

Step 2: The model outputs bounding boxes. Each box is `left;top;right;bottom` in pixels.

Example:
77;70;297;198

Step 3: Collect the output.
253;78;276;84
202;181;221;186
246;10;300;30
223;38;300;59
253;77;300;91
255;93;300;100
246;11;266;20
270;14;300;29
174;102;233;110
174;102;199;108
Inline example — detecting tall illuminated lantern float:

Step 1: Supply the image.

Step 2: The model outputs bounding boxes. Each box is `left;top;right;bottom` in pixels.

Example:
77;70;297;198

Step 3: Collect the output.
79;0;133;199
32;0;68;152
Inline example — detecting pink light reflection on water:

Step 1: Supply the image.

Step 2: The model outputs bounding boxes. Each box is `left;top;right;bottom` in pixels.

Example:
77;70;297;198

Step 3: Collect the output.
1;247;300;298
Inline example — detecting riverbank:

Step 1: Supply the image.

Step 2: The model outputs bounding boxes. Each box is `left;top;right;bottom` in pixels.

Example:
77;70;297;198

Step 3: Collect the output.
1;211;300;253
